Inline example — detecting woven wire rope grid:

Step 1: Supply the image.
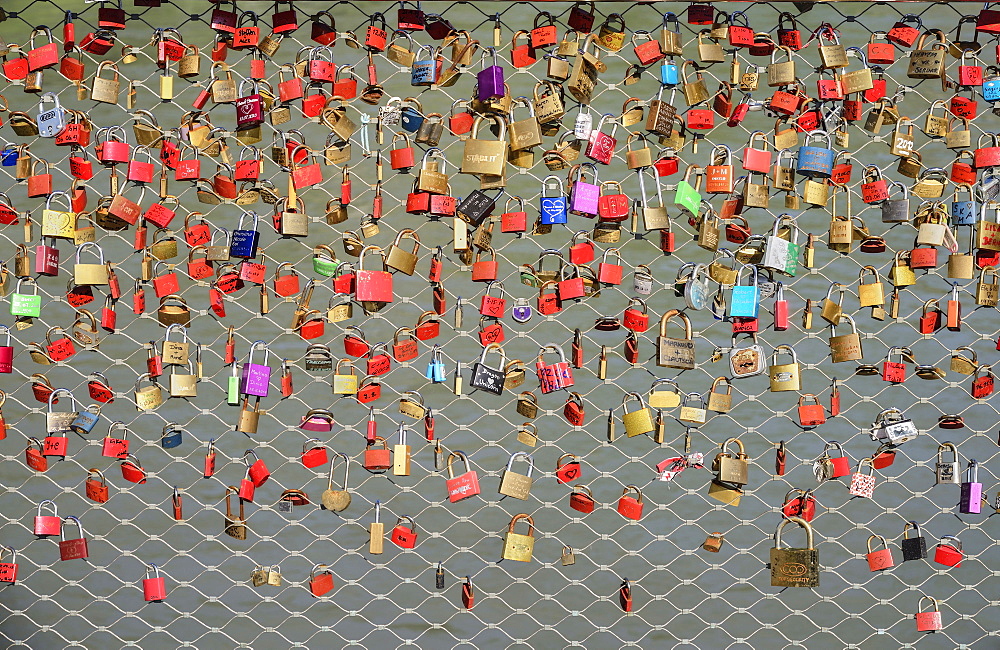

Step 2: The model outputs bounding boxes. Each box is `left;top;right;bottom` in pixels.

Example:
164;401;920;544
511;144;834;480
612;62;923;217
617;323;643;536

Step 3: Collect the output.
1;0;1000;648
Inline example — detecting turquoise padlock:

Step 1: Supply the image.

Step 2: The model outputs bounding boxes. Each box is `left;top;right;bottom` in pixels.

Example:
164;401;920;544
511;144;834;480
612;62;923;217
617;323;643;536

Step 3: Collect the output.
660;59;678;85
729;265;761;319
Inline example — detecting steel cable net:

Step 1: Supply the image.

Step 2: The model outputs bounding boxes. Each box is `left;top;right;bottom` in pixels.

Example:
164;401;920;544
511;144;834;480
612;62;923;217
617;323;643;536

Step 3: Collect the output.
0;0;999;648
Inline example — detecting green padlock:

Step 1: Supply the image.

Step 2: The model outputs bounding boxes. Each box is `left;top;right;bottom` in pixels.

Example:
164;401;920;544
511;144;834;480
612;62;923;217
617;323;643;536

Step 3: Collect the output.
674;165;703;218
227;362;240;406
11;279;42;317
312;244;340;277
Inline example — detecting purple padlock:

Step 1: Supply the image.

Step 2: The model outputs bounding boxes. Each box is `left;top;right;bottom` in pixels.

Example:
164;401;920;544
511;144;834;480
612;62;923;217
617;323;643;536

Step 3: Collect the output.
0;324;12;373
568;162;600;217
476;46;505;101
240;340;271;398
959;459;983;514
235;80;264;129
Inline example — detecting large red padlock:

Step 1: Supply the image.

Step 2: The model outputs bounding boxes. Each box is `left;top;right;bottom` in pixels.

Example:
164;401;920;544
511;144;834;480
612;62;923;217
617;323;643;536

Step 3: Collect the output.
310;566;334;597
364;438;392;471
915;597;943;632
43;434;69;458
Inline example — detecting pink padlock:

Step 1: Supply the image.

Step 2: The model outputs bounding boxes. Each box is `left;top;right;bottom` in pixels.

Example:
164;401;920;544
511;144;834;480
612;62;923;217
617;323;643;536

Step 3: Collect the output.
240;341;271;398
34;499;61;536
0;325;13;373
568;163;600;217
300;409;335;432
244;449;270;487
143;564;167;601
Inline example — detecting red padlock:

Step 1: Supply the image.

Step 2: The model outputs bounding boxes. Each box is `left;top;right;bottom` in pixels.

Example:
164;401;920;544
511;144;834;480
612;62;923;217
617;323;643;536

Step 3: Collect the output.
244;450;270;486
26;438;48;472
933;535;963;567
301;440;329;469
617;485;644;520
58;517;89;561
866;535;895;572
34;500;62;536
121;455;147;484
310;565;335;597
915;596;943;632
204;439;217;478
390;516;418;548
782;489;817;522
143;564;167;601
569;485;596;513
622;298;650;332
555;454;582;484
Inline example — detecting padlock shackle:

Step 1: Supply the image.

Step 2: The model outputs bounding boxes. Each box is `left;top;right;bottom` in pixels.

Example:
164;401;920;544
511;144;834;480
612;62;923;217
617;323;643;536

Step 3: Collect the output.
774;515;814;549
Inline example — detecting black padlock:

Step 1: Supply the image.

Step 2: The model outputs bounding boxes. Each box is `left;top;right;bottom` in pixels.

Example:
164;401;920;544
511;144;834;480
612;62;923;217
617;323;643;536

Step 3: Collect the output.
457;190;497;227
901;521;927;561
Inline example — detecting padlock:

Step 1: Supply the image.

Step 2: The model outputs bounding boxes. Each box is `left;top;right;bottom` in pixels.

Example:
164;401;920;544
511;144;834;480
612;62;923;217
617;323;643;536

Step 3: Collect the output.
143;564;167;601
445;451;480;502
933;535;963;567
34;500;62;536
617;485;644;521
866;535;894;572
959;460;983;514
498;452;534;500
901;521;928;561
58;516;89;561
849;458;877;498
768;345;801;392
915;596;943;632
769;517;820;587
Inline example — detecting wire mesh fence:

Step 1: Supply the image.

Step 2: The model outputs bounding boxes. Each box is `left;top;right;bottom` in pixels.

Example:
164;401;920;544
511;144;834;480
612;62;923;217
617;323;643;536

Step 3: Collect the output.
0;1;999;648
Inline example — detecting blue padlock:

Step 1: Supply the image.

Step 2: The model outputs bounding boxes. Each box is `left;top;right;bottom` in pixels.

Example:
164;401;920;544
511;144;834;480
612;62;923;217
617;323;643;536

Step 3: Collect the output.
951;185;979;226
660;59;679;85
161;423;183;449
400;100;425;133
729;265;761;319
69;404;102;435
410;45;438;87
426;345;446;383
230;211;260;259
539;175;568;225
984;66;1000;101
796;130;836;178
1;146;18;167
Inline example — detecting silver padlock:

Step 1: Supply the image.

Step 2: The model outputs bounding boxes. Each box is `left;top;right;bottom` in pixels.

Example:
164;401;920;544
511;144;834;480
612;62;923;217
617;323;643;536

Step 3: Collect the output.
935;442;959;484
